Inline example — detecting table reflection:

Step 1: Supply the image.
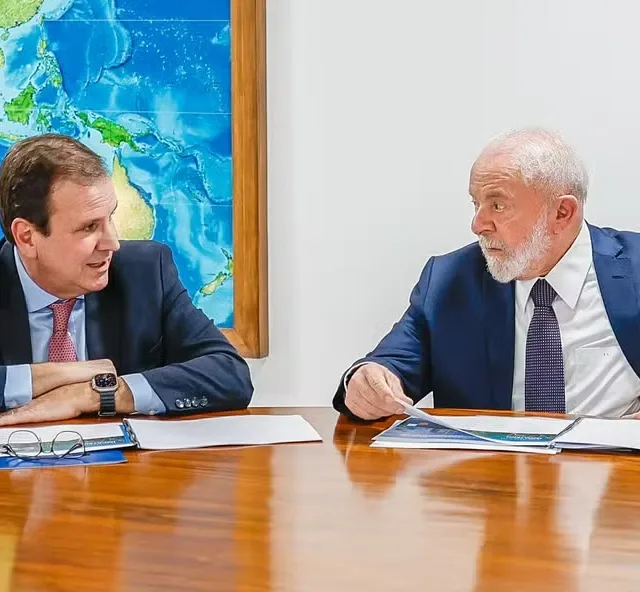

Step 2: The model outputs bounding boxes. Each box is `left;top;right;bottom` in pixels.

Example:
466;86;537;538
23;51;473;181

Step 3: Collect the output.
331;414;640;591
0;446;274;592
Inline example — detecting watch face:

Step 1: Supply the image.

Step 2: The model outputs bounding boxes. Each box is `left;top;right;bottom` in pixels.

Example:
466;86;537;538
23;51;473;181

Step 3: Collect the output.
94;373;117;388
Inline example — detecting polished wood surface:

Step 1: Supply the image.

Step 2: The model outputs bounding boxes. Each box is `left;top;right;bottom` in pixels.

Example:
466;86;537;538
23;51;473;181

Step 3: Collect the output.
1;407;640;591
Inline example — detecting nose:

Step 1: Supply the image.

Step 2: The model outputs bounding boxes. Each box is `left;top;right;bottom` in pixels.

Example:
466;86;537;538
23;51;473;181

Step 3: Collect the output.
100;221;120;252
471;206;495;236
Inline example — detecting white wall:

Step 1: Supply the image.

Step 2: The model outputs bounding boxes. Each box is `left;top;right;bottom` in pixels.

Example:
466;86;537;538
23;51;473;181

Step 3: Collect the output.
249;0;640;406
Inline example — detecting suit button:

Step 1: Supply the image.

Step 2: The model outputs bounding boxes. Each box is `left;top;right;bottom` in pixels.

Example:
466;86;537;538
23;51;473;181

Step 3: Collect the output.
191;397;199;408
200;397;208;407
184;398;192;408
175;399;184;409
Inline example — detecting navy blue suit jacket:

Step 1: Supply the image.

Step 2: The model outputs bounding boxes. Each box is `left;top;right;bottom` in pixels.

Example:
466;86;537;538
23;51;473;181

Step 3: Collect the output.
0;239;253;413
333;224;640;415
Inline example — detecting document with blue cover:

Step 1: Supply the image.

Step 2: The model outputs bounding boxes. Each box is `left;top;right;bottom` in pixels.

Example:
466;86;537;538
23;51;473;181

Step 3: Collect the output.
0;450;127;470
0;423;134;457
371;417;567;454
375;400;640;454
373;401;574;454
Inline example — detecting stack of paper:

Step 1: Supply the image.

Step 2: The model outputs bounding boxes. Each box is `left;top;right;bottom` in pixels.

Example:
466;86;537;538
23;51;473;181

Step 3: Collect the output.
372;411;571;455
373;401;640;455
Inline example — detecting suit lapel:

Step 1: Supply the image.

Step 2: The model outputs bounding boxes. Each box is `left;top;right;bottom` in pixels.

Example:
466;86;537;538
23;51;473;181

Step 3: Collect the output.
85;281;122;369
0;242;33;364
480;224;640;410
590;224;640;378
483;271;516;410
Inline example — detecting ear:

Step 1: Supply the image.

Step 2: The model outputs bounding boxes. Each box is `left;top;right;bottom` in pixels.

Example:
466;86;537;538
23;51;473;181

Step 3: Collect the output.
551;195;579;233
11;218;39;260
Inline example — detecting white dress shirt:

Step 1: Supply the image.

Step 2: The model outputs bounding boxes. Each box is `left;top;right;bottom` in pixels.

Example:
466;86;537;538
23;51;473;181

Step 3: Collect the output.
345;223;640;417
512;222;640;417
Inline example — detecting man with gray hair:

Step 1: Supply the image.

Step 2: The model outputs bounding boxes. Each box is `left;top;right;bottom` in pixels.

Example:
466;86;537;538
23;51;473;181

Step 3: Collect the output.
334;128;640;420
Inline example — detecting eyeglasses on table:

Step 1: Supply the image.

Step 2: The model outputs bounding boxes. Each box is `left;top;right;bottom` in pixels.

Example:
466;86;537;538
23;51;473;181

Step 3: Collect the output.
0;429;86;460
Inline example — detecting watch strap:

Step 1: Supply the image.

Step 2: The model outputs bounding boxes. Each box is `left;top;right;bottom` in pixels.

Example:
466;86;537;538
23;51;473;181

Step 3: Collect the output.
98;390;117;417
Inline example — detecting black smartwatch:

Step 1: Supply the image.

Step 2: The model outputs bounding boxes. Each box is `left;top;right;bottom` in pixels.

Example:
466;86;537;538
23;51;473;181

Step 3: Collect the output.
91;372;118;417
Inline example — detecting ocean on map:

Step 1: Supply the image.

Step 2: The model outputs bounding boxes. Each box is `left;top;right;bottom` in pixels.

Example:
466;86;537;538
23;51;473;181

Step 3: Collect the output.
0;0;234;327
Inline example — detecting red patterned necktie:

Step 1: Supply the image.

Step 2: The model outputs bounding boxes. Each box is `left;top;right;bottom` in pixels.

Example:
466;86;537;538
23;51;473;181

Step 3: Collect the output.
48;299;78;362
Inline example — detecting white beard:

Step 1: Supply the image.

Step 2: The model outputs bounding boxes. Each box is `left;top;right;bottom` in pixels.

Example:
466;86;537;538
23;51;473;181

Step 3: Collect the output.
479;212;551;283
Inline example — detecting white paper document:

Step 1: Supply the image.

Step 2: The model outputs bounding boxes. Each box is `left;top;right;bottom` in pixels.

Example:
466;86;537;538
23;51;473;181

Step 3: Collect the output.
443;415;575;435
125;414;323;450
397;400;572;433
394;399;463;430
553;418;640;450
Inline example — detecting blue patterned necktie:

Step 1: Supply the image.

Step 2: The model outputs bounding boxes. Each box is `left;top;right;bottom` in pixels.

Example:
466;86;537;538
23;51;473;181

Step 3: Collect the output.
524;279;566;413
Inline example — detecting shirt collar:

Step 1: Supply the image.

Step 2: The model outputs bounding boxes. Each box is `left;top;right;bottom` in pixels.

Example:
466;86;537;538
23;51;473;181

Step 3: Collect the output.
14;247;83;313
515;222;592;312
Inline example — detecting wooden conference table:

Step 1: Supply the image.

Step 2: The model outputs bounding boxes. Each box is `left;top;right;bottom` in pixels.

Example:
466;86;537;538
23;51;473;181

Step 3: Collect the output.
0;407;640;591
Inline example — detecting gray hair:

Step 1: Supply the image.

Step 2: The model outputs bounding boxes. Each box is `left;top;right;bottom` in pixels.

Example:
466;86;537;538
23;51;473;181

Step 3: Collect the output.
476;128;589;204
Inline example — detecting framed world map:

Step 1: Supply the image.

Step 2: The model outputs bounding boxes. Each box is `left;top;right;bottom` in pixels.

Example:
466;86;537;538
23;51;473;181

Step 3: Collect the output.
0;0;268;357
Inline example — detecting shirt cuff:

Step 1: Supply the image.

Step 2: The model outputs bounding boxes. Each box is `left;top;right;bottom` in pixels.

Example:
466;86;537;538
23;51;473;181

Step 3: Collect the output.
342;362;371;391
4;365;33;409
121;373;166;415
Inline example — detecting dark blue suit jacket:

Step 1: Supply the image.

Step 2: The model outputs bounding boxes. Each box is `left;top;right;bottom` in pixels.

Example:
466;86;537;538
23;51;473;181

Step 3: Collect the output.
0;240;253;413
333;224;640;415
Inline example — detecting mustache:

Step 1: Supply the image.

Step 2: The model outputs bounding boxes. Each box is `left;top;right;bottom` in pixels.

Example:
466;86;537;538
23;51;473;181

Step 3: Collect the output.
478;236;508;251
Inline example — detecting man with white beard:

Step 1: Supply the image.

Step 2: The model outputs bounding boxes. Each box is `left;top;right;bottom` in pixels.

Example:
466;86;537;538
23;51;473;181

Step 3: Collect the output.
333;128;640;420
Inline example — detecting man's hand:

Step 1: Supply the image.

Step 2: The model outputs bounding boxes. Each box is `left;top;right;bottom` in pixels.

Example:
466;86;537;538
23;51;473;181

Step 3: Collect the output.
63;359;117;385
0;382;99;426
31;359;117;398
0;377;135;426
345;363;414;420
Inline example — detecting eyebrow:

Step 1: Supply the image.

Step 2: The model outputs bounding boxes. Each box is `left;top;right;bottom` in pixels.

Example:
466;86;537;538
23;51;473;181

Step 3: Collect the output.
76;218;100;230
476;190;512;200
75;203;118;230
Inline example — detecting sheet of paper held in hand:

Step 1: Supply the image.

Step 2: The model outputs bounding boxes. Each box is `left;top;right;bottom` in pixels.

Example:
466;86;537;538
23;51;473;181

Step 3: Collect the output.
125;414;323;450
393;398;574;446
372;429;559;454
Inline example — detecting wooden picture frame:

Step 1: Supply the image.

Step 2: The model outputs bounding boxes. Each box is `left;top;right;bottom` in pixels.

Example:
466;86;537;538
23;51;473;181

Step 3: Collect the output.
223;0;268;358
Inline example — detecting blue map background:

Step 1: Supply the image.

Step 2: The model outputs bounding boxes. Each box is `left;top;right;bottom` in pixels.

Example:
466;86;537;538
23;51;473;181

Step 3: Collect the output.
0;0;234;327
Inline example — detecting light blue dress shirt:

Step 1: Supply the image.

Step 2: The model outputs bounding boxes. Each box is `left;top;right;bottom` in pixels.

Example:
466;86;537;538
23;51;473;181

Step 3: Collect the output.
4;248;166;415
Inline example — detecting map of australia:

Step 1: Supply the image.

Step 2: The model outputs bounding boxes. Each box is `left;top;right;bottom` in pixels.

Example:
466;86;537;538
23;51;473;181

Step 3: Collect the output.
0;0;234;327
